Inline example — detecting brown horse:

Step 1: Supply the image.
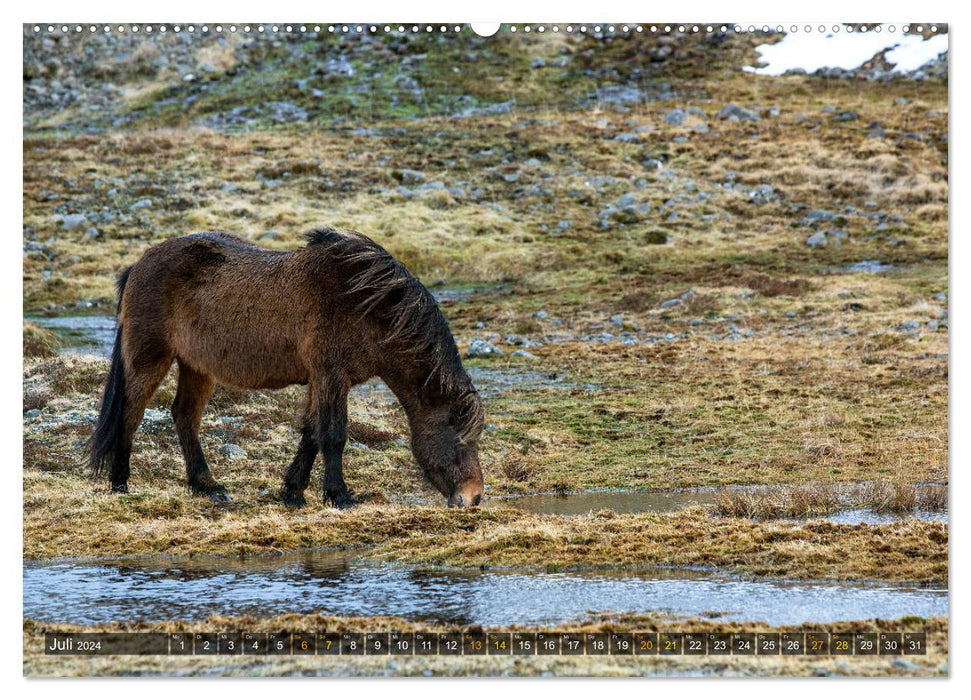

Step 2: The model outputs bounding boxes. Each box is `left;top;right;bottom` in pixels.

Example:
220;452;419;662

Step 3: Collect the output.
87;227;485;508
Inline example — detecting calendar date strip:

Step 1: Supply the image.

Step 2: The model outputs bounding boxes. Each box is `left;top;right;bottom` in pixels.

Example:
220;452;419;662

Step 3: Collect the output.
45;631;927;656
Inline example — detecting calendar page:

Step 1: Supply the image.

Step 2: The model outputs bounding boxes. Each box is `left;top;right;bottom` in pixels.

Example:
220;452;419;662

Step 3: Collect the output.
21;19;948;679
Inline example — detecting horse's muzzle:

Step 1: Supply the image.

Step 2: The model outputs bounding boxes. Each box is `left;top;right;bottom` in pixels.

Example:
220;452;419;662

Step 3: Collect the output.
448;487;484;508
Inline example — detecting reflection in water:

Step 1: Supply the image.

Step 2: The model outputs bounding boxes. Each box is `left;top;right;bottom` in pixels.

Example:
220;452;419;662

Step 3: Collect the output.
24;551;947;627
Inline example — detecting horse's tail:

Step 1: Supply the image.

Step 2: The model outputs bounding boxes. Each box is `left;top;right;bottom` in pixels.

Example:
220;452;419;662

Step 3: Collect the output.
87;267;132;476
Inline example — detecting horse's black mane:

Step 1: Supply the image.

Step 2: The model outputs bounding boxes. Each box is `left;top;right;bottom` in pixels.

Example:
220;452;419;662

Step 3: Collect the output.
305;227;483;441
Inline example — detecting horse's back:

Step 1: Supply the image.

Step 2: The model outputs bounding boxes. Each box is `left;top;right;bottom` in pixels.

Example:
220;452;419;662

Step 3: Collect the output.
121;232;290;318
120;233;317;389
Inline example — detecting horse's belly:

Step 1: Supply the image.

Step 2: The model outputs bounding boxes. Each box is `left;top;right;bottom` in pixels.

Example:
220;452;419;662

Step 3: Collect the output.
173;326;309;390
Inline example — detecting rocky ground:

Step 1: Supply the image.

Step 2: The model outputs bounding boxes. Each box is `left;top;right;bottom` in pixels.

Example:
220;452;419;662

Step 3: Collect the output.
23;24;948;677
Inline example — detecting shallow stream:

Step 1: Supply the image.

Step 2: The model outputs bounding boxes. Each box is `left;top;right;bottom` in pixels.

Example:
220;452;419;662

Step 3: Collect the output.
24;551;947;627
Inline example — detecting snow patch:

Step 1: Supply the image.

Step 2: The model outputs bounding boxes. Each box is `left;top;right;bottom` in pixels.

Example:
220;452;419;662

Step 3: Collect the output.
744;27;947;76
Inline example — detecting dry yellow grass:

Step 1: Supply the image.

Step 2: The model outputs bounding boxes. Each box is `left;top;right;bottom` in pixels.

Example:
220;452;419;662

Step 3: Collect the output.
713;481;948;518
23;322;60;359
22;498;947;583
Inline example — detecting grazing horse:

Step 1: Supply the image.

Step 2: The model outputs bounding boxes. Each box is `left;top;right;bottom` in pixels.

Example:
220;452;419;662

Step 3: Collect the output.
87;228;485;509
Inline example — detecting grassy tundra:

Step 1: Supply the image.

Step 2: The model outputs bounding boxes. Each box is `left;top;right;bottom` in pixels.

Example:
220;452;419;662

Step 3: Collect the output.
23;26;947;675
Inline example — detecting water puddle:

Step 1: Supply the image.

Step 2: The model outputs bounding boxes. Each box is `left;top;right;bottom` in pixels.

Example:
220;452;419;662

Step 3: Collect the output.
430;288;481;303
845;260;894;274
346;368;590;408
27;315;116;358
467;367;597;398
23;551;947;627
493;489;725;516
490;486;947;526
822;508;946;526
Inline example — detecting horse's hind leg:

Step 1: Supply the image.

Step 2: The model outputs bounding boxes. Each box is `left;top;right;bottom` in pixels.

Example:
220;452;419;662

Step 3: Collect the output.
171;361;227;502
111;353;173;493
281;419;318;508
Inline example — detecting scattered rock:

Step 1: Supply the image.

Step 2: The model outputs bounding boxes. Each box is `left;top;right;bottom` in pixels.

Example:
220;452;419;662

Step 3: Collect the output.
391;169;425;185
455;99;515;118
586;86;645;107
219;444;248;460
833;110;859;121
265;101;309;123
799;209;840;227
748;184;776;204
805;231;829;248
139;408;172;435
717;103;760;122
504;334;543;349
659;289;696;309
582;331;617;344
599;192;651;226
867;123;887;139
847;260;893;274
663;108;687;125
58;213;88;230
617;193;638;208
322;56;355;78
466;338;504;358
826;229;849;245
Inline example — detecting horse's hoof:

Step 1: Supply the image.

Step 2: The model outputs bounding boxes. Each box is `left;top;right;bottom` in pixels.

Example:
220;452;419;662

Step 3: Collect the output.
283;491;307;508
192;482;232;503
329;492;357;510
208;490;232;504
111;482;129;494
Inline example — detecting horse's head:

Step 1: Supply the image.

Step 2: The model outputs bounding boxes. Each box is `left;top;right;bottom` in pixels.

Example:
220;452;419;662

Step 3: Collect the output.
410;387;485;508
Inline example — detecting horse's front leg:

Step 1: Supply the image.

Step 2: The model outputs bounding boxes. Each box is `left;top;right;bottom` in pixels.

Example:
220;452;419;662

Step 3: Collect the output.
314;380;356;509
281;423;317;508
